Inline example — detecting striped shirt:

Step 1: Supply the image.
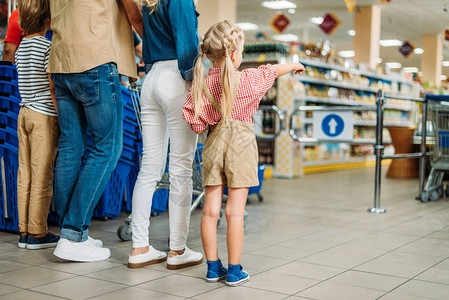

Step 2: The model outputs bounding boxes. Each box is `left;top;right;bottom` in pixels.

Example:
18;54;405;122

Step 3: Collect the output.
15;36;57;116
182;64;278;134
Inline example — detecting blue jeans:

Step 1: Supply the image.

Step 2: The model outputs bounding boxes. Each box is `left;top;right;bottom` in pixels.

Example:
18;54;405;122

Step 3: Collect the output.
51;63;123;242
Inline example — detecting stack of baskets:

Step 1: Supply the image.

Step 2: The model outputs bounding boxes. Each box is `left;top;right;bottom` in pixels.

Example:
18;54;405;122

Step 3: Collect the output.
0;62;20;232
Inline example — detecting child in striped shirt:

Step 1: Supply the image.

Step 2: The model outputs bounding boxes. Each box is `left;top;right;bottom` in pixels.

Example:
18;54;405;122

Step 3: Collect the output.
182;20;304;286
15;0;59;250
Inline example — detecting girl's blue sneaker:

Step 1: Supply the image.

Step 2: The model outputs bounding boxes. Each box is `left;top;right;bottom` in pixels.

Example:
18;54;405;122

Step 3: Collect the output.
206;259;227;282
226;264;250;287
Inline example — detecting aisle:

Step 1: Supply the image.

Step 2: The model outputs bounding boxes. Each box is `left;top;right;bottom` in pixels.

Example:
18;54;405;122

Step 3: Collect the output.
1;168;449;299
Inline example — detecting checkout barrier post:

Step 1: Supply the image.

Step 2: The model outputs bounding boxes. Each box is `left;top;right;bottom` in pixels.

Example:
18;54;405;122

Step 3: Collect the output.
288;90;431;214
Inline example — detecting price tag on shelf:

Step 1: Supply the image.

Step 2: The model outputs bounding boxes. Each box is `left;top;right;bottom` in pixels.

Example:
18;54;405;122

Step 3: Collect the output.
313;112;354;141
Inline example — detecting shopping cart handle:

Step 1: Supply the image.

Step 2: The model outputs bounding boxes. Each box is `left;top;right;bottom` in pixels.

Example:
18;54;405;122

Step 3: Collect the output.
426;94;449;102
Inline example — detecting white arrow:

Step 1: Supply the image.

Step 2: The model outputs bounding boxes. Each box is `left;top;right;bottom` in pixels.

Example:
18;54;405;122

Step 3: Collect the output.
328;118;338;134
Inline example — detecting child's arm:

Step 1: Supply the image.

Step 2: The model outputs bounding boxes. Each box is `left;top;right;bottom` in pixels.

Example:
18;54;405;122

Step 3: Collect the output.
182;91;208;134
273;63;305;77
48;74;57;114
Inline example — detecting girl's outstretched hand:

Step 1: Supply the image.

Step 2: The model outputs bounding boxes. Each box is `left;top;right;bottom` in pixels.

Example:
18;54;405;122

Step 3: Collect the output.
294;63;305;74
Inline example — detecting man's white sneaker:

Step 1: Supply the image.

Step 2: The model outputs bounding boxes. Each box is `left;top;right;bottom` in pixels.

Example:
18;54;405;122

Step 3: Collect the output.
88;236;103;248
53;238;110;262
167;247;203;270
128;246;167;268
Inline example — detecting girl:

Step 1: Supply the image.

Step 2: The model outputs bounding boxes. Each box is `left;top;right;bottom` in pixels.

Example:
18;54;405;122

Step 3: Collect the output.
128;0;203;269
182;20;305;286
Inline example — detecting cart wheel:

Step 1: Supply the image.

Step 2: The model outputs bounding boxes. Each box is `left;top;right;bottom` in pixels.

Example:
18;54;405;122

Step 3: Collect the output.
430;190;440;201
421;191;429;202
258;193;263;202
117;224;132;241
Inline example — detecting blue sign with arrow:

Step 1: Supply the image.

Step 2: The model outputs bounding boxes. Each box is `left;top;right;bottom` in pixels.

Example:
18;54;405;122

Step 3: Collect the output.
321;114;345;137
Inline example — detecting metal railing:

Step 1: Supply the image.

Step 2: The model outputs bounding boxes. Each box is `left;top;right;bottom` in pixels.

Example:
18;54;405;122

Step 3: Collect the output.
255;105;286;141
287;90;433;214
370;90;426;214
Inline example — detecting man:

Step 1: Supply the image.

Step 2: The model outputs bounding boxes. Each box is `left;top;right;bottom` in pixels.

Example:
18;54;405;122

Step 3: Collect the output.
49;0;143;262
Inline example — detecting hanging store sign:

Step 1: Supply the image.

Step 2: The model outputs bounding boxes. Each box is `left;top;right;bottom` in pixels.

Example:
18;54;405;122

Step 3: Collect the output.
319;13;341;35
313;112;354;141
444;29;449;41
270;13;290;34
345;0;357;13
399;41;415;58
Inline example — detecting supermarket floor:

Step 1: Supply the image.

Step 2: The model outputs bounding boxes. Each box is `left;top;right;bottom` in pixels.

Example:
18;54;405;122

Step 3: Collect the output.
1;168;449;300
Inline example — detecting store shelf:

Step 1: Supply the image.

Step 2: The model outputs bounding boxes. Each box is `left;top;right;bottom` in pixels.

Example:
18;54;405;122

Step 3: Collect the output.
303;156;392;174
295;75;378;93
297;57;414;86
242;54;284;63
295;96;414;111
303;155;376;166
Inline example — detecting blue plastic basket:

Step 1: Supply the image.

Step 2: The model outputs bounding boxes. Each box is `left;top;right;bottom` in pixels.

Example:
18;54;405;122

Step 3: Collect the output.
0;62;18;81
0;92;21;114
248;165;265;195
124;163;139;212
0;125;18;148
152;189;169;214
93;162;131;219
0;108;18;131
0;77;20;98
0;147;19;232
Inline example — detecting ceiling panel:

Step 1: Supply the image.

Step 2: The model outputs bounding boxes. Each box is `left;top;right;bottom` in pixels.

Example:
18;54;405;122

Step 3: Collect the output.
237;0;449;74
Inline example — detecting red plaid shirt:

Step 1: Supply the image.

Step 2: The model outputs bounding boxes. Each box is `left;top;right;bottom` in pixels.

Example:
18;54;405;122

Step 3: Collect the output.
182;64;278;134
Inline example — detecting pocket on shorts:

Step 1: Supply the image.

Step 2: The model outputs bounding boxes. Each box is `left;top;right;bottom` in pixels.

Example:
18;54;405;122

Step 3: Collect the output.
157;71;187;99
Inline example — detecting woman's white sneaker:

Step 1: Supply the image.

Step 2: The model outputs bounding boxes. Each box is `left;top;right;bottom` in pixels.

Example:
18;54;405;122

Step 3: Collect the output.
128;246;167;268
167;247;203;270
53;238;110;262
88;236;103;247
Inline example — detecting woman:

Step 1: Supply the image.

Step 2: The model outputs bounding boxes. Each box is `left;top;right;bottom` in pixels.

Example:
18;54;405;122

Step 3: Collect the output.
128;0;202;269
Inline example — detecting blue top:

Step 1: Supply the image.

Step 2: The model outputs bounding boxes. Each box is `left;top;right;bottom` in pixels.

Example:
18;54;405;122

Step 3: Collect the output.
142;0;199;81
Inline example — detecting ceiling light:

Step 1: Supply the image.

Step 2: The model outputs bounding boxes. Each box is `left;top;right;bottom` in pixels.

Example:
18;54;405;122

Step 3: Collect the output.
236;22;258;31
288;8;296;14
379;39;402;47
402;67;419;73
386;62;402;69
338;50;355;58
414;48;424;54
310;17;324;25
441;75;448;80
347;30;356;37
262;1;297;10
442;61;449;67
273;34;298;42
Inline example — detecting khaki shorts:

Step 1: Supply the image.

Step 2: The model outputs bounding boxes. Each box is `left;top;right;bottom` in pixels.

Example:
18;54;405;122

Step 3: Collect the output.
202;120;259;188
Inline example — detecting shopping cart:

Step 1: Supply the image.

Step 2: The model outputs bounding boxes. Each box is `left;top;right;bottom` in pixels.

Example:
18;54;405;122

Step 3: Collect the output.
116;83;285;240
420;101;449;202
117;83;205;241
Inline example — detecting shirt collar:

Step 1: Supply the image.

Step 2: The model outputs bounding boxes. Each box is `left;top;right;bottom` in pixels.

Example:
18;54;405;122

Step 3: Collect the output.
209;67;223;75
